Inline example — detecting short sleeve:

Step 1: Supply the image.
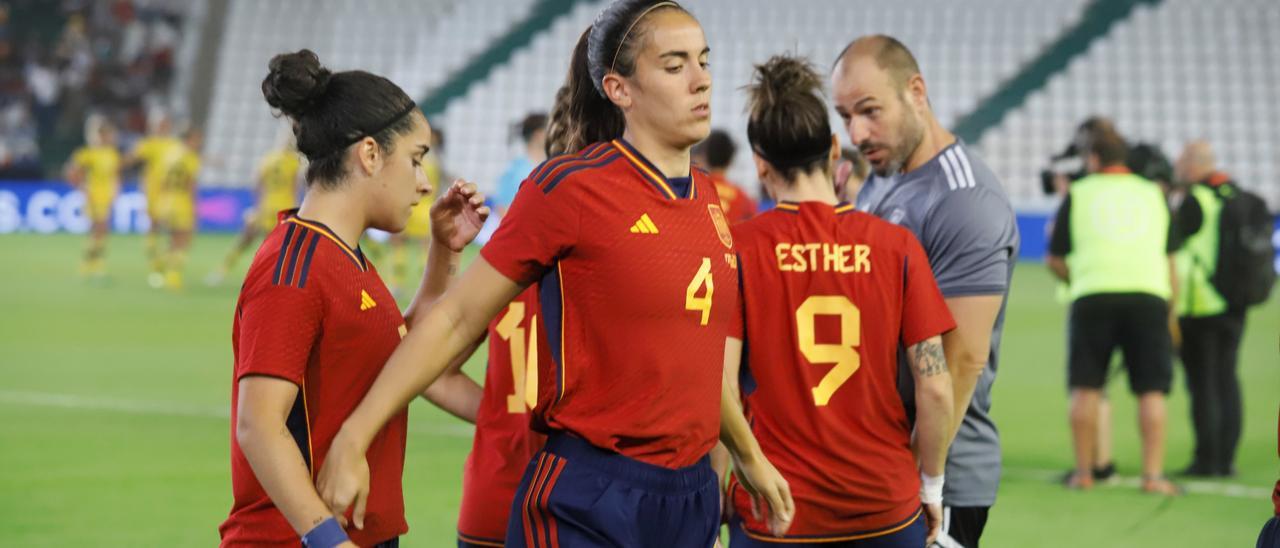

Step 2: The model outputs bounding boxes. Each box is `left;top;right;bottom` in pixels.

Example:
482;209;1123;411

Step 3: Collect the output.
1048;196;1072;256
235;279;324;385
900;233;957;346
479;177;580;285
919;189;1017;297
71;149;87;167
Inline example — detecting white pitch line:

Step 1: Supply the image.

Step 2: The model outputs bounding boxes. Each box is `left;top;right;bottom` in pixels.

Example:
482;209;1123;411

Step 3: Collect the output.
0;389;473;438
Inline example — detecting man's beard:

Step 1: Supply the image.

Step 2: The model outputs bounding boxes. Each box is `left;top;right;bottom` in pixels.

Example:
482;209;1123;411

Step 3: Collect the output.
875;111;925;177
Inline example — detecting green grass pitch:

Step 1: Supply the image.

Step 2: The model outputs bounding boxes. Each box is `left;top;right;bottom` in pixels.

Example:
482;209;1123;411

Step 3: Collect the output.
0;233;1275;546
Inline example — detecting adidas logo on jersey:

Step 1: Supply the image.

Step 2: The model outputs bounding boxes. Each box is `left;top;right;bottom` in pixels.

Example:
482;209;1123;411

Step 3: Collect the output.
629;214;659;234
360;290;377;311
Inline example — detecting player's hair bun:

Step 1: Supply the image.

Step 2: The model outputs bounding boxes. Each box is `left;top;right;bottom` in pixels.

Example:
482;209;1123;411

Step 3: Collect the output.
751;55;824;112
262;49;333;119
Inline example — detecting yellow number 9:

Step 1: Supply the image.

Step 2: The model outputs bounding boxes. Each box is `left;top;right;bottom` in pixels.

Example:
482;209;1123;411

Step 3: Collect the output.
795;295;861;406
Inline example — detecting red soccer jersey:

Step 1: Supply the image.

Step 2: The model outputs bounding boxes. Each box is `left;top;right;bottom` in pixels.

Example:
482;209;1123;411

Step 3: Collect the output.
712;172;759;224
220;213;409;547
480;139;741;469
458;286;549;545
1273;405;1279;516
728;201;955;540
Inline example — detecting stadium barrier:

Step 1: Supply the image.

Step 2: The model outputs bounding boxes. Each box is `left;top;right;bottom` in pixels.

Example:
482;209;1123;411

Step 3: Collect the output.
2;181;1277;267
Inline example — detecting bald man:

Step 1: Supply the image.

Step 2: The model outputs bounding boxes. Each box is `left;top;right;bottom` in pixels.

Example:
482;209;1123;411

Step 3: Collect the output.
832;35;1019;548
1172;140;1247;478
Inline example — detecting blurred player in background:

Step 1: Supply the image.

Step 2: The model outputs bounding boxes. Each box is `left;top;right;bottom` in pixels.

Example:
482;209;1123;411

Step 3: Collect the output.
693;128;757;223
157;128;203;291
220;50;487;548
833;35;1020;548
208;130;302;286
493;112;548;217
65;115;121;281
127;111;185;286
317;2;794;544
727;55;955;547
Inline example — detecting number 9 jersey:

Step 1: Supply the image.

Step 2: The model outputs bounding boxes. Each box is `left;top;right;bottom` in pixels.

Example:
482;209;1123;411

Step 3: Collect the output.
729;201;955;541
479;139;742;470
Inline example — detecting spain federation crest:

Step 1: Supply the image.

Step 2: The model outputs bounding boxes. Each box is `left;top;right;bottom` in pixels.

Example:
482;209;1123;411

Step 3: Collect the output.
707;204;733;249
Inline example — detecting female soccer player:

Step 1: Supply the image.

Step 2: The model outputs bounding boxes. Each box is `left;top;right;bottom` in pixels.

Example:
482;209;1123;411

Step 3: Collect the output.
218;49;488;548
724;56;955;546
65;115;121;280
127;112;184;286
317;1;793;545
158;128;203;290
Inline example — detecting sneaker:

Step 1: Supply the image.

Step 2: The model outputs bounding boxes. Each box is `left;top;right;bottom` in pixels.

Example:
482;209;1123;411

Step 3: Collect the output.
147;271;165;289
1093;462;1117;484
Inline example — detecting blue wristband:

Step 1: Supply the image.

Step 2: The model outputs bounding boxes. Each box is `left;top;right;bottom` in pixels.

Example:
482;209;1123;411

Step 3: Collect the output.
301;517;348;548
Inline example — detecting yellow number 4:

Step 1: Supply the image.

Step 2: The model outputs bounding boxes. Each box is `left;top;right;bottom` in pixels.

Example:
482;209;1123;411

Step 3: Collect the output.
796;295;861;406
495;302;538;413
685;257;715;326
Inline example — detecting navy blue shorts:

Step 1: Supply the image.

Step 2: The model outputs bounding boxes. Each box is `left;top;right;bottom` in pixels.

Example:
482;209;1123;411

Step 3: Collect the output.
504;433;720;548
728;514;925;547
1260;516;1280;548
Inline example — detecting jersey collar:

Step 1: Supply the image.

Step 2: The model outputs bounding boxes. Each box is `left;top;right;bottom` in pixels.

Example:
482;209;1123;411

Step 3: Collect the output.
612;139;698;201
282;210;368;271
776;200;855;214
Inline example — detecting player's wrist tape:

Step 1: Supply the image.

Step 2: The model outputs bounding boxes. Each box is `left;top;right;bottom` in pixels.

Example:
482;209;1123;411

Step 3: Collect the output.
920;472;945;505
301;517;348;548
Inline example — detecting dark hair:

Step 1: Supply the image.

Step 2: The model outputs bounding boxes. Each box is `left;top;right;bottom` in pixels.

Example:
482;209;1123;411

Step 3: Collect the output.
746;55;832;181
693;129;735;169
518;112;548;142
262;49;419;188
556;1;689;151
1078;119;1128;168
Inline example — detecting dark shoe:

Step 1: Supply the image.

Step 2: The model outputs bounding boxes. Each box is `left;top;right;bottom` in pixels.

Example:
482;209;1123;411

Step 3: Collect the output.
1094;462;1116;481
1216;464;1237;478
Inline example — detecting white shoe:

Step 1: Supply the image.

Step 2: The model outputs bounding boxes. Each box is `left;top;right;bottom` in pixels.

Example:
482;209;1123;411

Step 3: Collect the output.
147;272;165;289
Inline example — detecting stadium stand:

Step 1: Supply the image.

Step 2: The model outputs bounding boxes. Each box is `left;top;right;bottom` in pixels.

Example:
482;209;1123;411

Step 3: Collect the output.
980;0;1280;208
201;0;536;186
437;0;1092;199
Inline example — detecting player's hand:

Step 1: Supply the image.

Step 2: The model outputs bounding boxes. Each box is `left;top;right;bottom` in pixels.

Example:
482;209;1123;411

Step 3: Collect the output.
430;179;490;252
1167;312;1182;350
733;454;794;537
316;432;370;530
923;502;942;545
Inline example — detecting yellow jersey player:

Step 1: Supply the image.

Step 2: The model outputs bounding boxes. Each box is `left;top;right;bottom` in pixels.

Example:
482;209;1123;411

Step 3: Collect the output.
158;128;203;291
127;113;185;280
65;116;121;281
207;136;302;286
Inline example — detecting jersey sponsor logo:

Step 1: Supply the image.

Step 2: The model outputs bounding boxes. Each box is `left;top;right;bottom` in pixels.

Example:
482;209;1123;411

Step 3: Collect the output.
887;207;907;225
629;213;660;234
708;204;733;249
360;289;377;311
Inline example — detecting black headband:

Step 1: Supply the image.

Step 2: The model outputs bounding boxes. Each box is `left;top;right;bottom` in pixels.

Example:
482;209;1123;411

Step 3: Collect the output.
313;101;418;158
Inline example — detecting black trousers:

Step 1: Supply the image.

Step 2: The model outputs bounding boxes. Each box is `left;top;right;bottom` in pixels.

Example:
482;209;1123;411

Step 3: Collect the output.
1178;310;1246;474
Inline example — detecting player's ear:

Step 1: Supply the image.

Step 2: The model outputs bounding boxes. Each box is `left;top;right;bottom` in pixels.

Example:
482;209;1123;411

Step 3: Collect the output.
906;73;928;111
602;74;632;110
354;135;381;176
828;134;841;166
752;152;771;183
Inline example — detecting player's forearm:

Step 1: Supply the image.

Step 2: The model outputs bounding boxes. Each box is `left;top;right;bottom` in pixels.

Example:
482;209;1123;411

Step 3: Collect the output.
1046;255;1070;283
236;414;335;536
421;370;482;423
405;239;461;326
720;381;766;465
908;337;954;475
941;328;984;436
339;300;484;451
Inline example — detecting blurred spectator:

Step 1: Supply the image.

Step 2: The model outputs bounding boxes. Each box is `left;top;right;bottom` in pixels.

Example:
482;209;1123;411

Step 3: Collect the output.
0;0;188;179
493;112;547;216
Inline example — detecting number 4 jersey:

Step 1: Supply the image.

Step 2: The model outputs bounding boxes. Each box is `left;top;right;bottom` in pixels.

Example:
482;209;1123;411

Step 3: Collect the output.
479;140;742;470
730;201;955;541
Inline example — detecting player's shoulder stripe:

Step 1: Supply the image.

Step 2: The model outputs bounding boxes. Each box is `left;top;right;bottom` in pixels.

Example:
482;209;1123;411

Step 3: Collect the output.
285;217;367;271
952;146;978;189
940;147;974;191
529;142;610;185
296;231;322;288
271;222;300;286
541;144;622;194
